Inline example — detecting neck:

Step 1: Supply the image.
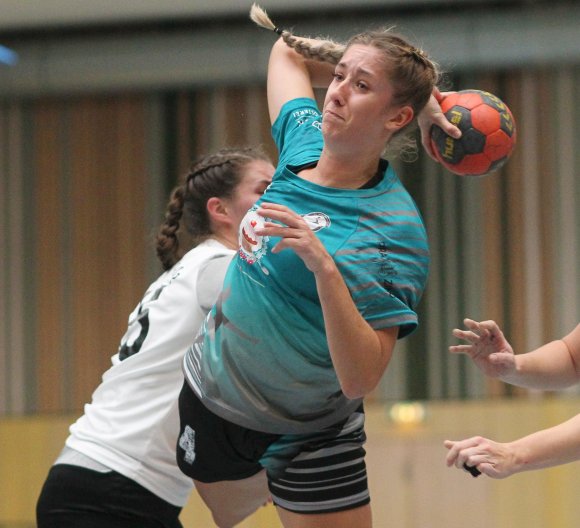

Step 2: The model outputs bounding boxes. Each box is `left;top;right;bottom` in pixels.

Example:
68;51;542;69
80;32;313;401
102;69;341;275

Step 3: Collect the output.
304;150;382;189
211;232;238;250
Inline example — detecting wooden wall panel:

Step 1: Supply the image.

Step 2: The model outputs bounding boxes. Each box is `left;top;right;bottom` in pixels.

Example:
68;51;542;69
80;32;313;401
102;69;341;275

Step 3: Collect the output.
0;106;8;414
34;103;68;412
535;72;557;347
114;97;149;316
66;97;151;408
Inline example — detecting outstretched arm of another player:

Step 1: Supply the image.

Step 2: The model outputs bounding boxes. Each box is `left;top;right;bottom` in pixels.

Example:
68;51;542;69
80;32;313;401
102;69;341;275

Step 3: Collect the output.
444;413;580;478
445;320;580;478
450;319;580;390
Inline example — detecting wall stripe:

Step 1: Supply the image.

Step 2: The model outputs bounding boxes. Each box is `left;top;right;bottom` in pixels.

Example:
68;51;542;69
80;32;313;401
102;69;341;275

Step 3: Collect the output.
0;104;10;413
5;106;26;413
554;70;579;337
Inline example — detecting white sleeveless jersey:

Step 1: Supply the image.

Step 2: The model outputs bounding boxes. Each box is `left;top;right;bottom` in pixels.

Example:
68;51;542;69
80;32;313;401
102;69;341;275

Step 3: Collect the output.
66;239;234;507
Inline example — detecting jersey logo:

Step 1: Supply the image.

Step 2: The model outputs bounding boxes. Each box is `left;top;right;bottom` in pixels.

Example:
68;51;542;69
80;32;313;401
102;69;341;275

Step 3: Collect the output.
238;208;331;266
239;209;267;264
302;212;330;232
179;425;196;465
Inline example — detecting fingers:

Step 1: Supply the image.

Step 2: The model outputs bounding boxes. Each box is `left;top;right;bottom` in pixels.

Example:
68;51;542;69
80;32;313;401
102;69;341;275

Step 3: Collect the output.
449;344;474;355
444;437;486;473
257;202;305;229
453;319;503;341
436;118;462;140
432;87;443;102
452;328;485;343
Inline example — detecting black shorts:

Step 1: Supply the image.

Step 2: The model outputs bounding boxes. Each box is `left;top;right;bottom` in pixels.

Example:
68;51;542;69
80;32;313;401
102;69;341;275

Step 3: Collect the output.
36;464;182;528
177;381;370;514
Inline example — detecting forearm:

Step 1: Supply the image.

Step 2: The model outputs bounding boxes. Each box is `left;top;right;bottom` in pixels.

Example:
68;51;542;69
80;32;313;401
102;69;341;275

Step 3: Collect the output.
314;259;396;399
507;413;580;474
272;36;336;87
504;339;579;390
267;38;334;123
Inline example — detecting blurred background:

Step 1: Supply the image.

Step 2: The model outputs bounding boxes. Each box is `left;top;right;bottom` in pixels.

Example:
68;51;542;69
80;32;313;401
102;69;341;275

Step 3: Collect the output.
1;0;579;526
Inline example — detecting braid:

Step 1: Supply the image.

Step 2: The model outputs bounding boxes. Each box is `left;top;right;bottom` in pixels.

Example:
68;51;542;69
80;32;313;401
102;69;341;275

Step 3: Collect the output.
408;46;433;69
250;3;344;65
156;185;186;271
281;33;344;65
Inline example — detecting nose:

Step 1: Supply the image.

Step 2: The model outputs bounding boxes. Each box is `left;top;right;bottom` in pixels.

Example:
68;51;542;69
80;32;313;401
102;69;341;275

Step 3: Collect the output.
329;80;347;106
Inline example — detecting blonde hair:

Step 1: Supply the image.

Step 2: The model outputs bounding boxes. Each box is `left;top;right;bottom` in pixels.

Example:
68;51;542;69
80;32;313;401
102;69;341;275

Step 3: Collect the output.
250;3;441;161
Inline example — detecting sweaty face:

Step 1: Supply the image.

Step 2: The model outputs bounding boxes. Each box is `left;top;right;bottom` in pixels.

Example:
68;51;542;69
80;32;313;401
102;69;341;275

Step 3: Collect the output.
322;44;402;152
226;159;274;231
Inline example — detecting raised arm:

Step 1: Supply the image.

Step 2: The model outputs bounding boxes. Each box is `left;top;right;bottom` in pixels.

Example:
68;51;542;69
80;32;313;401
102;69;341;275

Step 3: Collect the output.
251;4;338;124
267;37;335;124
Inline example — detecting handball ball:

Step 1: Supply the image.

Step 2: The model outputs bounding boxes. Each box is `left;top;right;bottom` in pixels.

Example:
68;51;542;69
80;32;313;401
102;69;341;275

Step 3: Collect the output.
430;89;517;177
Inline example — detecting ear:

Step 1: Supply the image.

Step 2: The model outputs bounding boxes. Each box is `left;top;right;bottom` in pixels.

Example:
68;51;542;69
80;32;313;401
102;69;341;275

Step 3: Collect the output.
385;105;414;132
206;197;233;227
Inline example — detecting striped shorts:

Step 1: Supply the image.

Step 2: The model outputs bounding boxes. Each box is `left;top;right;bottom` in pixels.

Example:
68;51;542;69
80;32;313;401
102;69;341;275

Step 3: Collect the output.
177;382;369;514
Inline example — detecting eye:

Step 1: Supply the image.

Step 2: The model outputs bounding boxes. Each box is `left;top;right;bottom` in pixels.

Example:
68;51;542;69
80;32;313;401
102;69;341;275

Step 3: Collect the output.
356;81;368;90
332;72;344;82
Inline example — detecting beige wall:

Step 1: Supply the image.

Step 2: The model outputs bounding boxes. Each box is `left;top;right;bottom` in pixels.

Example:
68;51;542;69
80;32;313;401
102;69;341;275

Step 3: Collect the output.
3;399;579;528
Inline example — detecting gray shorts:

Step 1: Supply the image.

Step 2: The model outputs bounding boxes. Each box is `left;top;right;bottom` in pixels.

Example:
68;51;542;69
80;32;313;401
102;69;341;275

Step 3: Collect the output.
177;381;369;514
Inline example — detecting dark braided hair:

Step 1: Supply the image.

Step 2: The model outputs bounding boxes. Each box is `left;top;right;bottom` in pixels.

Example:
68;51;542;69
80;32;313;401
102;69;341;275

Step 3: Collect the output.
156;146;271;271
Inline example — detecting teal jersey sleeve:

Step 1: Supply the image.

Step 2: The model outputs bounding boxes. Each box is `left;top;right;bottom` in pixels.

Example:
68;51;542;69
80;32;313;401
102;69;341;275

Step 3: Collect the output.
272;97;324;174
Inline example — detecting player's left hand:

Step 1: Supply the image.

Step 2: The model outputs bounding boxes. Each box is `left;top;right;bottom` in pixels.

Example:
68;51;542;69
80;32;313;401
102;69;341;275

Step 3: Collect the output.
418;88;462;161
255;203;334;274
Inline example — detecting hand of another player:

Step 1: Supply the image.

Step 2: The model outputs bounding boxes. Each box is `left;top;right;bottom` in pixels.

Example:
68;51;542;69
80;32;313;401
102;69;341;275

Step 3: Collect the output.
418;88;462;161
444;437;518;479
255;203;334;274
449;318;516;379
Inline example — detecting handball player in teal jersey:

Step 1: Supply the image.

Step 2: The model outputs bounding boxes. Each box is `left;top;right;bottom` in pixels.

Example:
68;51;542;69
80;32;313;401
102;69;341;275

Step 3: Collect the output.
178;5;460;528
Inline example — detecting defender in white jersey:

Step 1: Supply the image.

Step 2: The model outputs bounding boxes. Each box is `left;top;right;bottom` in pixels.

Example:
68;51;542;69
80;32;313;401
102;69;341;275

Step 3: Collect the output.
36;147;274;528
177;6;461;528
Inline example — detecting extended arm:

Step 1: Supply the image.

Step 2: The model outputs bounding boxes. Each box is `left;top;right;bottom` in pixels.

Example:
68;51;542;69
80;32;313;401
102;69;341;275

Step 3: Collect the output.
450;319;580;390
445;320;580;478
445;412;580;478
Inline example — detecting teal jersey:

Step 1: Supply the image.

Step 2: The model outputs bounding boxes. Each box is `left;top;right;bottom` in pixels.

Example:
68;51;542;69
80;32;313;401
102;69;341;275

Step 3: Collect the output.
184;98;429;434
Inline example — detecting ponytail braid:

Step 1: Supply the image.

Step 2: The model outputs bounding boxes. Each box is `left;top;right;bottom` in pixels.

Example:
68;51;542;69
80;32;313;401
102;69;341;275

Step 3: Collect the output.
250;3;344;65
155;185;186;271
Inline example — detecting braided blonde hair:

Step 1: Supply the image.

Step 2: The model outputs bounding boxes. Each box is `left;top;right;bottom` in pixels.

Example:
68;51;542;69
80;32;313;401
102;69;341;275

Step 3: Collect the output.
250;3;441;161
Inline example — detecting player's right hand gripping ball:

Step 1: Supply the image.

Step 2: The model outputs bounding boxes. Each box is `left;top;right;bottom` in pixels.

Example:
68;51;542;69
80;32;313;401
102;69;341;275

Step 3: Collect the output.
430;89;517;177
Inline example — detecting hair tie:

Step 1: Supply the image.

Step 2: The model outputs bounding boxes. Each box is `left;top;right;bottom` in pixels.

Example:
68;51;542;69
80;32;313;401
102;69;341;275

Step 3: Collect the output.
274;27;283;35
